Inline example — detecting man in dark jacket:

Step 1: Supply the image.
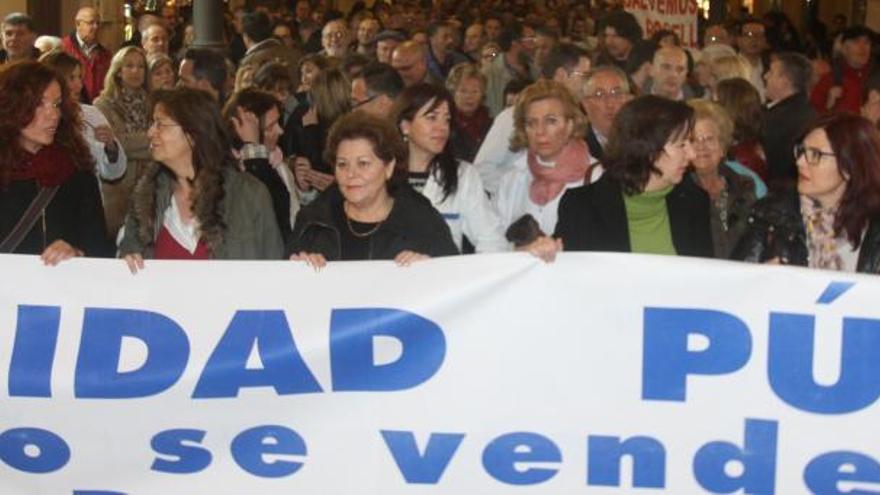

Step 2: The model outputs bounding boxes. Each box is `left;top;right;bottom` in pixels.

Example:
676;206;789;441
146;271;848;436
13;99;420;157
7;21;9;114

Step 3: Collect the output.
239;11;303;85
762;52;816;189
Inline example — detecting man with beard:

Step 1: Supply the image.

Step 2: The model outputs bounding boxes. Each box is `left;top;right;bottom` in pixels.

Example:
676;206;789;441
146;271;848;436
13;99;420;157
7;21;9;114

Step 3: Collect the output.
426;21;470;81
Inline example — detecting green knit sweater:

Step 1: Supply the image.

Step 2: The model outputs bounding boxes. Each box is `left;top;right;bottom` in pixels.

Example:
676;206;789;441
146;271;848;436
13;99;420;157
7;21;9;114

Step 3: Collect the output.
623;186;676;255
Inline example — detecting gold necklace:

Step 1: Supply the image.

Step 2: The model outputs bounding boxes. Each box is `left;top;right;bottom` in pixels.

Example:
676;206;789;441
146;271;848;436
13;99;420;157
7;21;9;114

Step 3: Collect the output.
345;215;383;238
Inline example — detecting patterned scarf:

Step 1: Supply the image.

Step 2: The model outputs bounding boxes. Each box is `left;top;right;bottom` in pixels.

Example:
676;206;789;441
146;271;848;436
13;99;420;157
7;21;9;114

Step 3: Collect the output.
119;86;149;135
800;195;845;270
527;139;590;206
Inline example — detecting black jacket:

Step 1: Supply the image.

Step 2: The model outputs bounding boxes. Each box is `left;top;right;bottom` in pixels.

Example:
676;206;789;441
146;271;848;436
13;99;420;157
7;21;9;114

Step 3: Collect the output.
0;170;112;257
731;191;880;273
761;92;816;185
554;174;714;257
287;184;459;260
242;157;292;244
585;125;606;164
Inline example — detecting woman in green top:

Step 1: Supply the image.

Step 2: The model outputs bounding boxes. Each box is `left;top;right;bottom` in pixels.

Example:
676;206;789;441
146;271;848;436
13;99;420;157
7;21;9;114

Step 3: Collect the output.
554;95;714;257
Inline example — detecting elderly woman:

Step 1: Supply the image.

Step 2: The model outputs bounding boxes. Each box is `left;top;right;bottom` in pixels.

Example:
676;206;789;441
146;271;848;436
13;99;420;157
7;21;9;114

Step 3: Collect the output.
93;46;151;238
446;62;492;162
394;83;508;253
555;95;714;257
0;62;111;261
287;111;458;266
41;50;127;186
688;100;765;258
119;87;284;272
147;53;176;91
495;80;596;238
732;114;880;272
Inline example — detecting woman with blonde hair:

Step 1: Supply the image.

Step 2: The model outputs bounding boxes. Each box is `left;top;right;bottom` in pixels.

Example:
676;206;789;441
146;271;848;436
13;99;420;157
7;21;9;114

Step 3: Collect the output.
707;54;752;99
446;62;492;162
147;53;175;91
286;67;351;197
688;99;764;258
494;80;595;239
93;45;151;237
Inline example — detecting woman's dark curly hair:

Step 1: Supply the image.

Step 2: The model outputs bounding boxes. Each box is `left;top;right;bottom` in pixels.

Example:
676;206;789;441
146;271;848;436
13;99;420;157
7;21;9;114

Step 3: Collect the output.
0;61;92;188
392;83;459;201
324;111;408;191
132;87;235;252
604;95;694;194
806;113;880;248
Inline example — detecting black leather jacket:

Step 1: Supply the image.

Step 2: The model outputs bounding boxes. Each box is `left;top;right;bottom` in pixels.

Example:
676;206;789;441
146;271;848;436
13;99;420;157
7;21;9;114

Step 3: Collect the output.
731;191;880;274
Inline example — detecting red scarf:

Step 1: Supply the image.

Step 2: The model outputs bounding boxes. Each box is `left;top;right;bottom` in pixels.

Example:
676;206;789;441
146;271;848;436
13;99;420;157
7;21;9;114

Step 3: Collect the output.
11;144;78;187
527;139;591;205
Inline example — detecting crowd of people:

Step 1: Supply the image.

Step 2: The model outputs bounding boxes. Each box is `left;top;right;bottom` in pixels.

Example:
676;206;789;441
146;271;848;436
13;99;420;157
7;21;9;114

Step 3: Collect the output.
1;1;880;275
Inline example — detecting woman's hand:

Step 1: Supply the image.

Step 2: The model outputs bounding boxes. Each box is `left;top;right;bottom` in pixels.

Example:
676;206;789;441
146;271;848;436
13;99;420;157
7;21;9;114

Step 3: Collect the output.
292;156;313;190
93;124;115;145
230;107;261;144
520;235;563;263
40;240;83;266
290;251;327;270
123;253;145;274
308;169;335;191
394;250;430;266
302;106;319;126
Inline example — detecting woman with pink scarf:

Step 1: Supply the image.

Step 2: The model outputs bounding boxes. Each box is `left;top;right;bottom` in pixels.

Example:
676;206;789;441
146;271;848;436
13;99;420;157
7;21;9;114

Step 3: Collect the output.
494;80;599;245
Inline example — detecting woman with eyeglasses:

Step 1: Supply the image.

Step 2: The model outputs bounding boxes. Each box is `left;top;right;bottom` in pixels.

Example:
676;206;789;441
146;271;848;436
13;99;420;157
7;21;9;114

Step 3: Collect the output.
118;87;284;272
688;100;765;258
732;114;880;272
394;83;508;253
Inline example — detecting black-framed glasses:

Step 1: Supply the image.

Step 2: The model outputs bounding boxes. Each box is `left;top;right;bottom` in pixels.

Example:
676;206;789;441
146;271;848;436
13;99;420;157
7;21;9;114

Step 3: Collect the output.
352;94;378;109
794;142;835;166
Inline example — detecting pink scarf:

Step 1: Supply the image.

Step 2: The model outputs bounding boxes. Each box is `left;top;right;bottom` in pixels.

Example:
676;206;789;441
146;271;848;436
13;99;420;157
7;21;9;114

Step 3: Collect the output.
527;139;591;205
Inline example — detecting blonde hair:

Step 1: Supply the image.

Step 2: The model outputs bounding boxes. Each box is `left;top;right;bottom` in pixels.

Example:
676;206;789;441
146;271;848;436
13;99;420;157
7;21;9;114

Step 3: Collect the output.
688;99;734;151
710;55;751;84
101;46;148;99
510;80;587;151
234;63;256;93
446;62;487;93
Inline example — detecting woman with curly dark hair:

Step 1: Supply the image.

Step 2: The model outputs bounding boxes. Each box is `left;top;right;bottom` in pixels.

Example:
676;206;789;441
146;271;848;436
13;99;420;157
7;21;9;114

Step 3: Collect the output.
119;87;284;273
0;61;111;263
554;95;714;257
733;114;880;272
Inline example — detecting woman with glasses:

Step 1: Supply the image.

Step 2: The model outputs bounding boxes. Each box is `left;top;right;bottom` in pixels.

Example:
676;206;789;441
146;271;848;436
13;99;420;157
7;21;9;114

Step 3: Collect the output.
554;95;714;257
119;87;284;272
394;83;508;253
688;100;765;258
732;114;880;272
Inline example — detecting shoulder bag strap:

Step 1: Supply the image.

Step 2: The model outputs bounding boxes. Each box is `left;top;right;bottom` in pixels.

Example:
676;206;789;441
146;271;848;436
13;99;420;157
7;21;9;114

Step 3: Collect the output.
0;186;60;253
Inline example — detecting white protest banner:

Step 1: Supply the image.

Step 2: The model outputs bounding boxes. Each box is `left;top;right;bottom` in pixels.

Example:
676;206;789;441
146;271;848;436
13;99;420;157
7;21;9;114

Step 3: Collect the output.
623;0;700;47
1;253;879;494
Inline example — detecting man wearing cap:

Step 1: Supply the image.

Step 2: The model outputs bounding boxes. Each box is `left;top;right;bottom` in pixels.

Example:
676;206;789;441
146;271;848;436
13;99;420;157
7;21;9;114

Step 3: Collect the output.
61;7;112;103
811;25;877;114
596;10;643;70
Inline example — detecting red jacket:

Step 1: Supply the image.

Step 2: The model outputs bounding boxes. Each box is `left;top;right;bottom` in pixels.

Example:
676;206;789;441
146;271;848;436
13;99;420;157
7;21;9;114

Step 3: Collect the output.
810;61;872;115
61;34;111;103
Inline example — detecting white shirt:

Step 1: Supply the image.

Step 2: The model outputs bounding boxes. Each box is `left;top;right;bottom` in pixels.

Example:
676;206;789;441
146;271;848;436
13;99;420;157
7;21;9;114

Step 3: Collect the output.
81;103;127;181
163;197;201;255
472;106;516;196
